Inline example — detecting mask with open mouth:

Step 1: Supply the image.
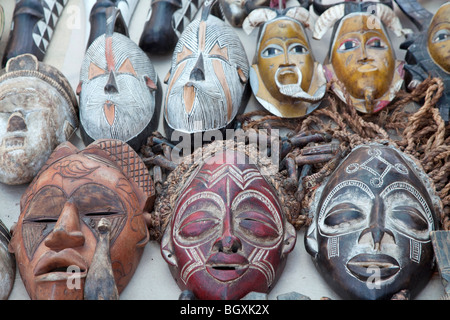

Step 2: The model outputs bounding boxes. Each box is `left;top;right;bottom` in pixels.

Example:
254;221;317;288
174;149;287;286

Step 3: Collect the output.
313;2;410;114
305;143;442;300
156;140;297;299
243;6;327;118
8;139;155;299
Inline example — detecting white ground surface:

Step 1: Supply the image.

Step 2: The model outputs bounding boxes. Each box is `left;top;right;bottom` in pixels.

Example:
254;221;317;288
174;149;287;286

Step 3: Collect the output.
0;0;447;300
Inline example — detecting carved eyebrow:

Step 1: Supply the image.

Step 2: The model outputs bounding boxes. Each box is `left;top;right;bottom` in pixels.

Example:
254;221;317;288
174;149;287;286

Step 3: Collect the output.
380;182;434;225
318;180;374;220
175;191;226;225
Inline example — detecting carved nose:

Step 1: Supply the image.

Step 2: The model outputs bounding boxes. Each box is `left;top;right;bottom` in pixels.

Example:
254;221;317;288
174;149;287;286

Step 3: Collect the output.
213;235;242;253
44;201;85;251
7;112;27;132
358;197;395;250
104;72;118;94
189;54;205;81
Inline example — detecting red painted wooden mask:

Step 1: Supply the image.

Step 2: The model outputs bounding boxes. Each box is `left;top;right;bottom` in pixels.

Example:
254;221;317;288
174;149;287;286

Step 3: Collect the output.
158;142;296;299
9;139;155;299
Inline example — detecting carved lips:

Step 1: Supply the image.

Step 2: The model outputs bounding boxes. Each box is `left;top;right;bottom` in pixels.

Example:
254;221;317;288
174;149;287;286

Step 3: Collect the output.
33;249;88;282
347;253;400;282
205;252;249;282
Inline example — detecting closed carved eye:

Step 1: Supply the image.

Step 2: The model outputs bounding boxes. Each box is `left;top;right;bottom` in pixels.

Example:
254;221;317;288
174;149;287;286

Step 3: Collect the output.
238;211;279;239
391;206;428;232
178;211;220;238
324;203;365;227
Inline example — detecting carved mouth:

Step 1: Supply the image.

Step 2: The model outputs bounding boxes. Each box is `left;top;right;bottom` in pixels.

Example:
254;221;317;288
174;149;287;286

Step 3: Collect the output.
34;249;88;282
206;252;249;282
347;254;400;282
276;67;299;85
357;64;378;72
3;136;25;151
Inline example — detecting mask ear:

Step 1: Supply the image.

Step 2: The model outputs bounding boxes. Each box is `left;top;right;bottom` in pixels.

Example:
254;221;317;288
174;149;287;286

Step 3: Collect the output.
161;225;177;267
282;222;297;255
305;218;318;258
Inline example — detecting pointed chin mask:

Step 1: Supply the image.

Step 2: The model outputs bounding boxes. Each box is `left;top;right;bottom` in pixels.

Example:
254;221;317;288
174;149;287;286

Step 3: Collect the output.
163;15;250;139
9;139;154;300
78;31;161;151
305;143;441;300
244;7;327;118
158;142;296;299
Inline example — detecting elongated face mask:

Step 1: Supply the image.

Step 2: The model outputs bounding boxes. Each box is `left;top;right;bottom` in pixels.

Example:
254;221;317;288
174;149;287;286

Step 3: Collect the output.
161;149;296;299
78;31;160;151
0;54;78;185
246;9;326;118
164;15;249;137
427;3;450;73
9;139;154;300
305;144;441;300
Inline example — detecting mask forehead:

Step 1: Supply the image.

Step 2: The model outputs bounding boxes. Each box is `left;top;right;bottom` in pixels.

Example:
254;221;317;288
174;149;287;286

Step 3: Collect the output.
427;3;450;72
258;18;310;53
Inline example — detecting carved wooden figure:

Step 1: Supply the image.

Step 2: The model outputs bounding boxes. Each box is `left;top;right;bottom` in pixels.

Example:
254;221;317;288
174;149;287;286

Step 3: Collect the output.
219;0;270;27
0;219;15;300
156;140;297;299
139;0;205;55
78;7;162;151
84;0;138;49
163;0;250;143
0;54;79;185
2;0;68;68
313;2;410;114
397;2;450;123
305;143;442;300
8;139;155;300
243;6;327;118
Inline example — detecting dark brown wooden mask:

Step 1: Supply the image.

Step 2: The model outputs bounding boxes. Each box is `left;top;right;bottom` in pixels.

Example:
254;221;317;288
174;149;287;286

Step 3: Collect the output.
9;139;155;299
305;143;441;300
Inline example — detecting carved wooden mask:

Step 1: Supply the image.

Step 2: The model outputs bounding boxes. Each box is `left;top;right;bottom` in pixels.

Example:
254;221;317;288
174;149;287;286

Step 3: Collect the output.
313;4;406;114
9;139;155;299
427;3;450;73
0;219;15;300
244;7;326;118
0;54;78;185
160;146;296;299
78;29;161;151
305;144;441;300
163;14;249;138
